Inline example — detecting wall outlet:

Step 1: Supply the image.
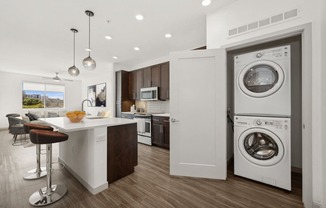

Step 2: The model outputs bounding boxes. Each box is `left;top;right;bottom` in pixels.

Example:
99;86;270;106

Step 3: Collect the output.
313;202;323;208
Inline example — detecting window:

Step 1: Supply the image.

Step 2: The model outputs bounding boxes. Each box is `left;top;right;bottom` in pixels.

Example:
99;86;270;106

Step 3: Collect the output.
22;82;65;109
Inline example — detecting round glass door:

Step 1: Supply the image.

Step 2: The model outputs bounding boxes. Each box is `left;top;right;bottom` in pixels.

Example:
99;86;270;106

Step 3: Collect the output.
244;132;278;160
238;128;284;166
238;60;285;98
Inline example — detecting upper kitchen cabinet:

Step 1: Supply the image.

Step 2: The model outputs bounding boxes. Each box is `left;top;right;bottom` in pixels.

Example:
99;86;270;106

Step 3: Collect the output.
142;67;152;88
160;62;169;100
151;64;161;87
129;69;143;100
128;62;169;101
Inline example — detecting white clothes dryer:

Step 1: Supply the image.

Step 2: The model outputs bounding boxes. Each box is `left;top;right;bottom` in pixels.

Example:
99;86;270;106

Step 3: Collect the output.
234;45;291;117
234;115;291;190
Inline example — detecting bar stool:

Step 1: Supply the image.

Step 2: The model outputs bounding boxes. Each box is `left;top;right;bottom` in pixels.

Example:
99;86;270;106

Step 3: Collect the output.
29;129;68;206
23;123;54;180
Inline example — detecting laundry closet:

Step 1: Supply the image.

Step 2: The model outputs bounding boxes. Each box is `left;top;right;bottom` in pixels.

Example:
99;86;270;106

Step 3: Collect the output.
227;35;302;192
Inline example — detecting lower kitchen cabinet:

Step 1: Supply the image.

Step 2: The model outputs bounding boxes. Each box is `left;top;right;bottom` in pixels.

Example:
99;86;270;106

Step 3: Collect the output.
152;116;170;149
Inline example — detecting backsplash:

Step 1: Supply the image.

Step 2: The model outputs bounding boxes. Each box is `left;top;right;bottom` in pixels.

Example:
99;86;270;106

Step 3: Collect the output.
135;100;169;113
146;100;169;113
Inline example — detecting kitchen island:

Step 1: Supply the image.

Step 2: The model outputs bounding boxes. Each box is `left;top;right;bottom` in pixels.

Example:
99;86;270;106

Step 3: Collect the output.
39;117;137;195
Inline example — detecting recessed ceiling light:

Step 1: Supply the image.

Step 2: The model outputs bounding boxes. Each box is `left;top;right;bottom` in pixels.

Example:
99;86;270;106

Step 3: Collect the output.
113;56;118;59
202;0;211;6
165;33;172;38
85;48;92;52
105;35;112;40
134;47;140;51
135;14;144;21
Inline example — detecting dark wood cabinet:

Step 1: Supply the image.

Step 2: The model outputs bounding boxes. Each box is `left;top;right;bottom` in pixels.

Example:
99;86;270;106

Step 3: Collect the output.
116;71;134;117
116;70;129;101
151;64;161;87
152;116;170;149
128;62;169;101
142;67;152;88
107;123;137;183
160;62;169;100
129;69;143;100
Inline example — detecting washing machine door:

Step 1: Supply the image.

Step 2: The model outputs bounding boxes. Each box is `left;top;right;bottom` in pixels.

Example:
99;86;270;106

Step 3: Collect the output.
238;128;284;166
238;60;285;98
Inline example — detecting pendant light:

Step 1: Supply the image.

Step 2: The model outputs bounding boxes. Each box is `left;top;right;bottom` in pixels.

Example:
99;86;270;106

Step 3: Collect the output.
68;28;80;76
83;10;96;70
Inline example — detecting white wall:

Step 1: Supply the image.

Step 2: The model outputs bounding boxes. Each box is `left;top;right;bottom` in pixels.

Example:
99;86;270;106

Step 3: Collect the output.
207;0;323;206
0;71;82;129
322;1;326;207
82;63;115;117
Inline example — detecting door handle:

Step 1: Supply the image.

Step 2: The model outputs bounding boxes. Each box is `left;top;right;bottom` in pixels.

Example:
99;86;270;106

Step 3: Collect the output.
171;118;179;123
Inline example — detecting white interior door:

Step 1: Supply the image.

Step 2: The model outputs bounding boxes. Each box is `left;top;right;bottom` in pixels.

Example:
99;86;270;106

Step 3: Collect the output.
169;49;227;179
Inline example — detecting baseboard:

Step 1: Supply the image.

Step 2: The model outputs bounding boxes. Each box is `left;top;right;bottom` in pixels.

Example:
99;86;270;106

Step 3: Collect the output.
58;157;108;195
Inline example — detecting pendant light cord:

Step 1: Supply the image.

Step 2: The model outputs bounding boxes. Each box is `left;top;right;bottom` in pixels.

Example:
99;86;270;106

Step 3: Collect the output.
88;14;91;57
73;31;76;66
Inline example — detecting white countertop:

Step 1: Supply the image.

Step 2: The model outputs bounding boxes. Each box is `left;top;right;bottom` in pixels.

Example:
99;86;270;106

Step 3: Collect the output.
152;113;170;117
39;117;136;132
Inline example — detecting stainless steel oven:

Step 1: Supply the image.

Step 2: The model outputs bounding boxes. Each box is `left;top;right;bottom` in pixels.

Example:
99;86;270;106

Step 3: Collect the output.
134;114;152;145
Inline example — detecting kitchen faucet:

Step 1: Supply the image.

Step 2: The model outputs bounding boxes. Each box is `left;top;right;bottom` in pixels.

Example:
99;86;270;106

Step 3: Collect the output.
81;99;92;112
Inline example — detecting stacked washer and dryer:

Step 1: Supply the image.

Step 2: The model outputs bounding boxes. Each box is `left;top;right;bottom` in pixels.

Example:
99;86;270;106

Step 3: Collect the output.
233;45;292;191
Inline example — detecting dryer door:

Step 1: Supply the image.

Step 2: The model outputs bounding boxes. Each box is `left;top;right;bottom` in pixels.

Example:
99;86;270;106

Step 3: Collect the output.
238;60;284;98
238;128;284;166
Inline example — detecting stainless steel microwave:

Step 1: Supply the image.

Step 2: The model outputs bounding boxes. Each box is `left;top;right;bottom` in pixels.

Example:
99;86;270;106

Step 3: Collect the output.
140;87;158;101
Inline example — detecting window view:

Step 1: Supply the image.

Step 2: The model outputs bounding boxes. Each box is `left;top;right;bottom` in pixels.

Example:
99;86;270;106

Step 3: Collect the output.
22;82;65;109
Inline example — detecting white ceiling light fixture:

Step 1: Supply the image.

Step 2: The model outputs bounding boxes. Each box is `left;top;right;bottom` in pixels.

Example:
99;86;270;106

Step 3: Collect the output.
105;35;112;40
113;56;118;59
68;28;80;77
165;33;172;38
134;47;140;51
202;0;211;6
135;14;144;21
82;10;96;71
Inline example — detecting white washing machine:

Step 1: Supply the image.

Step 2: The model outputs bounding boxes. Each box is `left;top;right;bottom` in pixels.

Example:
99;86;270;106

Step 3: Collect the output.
234;45;291;117
234;115;291;190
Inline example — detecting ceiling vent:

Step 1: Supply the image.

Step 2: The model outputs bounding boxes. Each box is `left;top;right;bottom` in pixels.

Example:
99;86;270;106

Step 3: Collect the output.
227;8;300;38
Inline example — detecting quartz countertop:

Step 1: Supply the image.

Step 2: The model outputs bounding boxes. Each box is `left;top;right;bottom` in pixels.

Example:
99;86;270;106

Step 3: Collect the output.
39;117;136;132
151;113;170;117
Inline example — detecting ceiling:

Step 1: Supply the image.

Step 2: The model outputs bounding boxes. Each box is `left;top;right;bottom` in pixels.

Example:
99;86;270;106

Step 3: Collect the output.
0;0;236;80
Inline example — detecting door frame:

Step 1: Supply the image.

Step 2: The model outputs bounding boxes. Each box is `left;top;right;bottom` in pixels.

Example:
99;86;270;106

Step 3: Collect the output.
221;23;312;207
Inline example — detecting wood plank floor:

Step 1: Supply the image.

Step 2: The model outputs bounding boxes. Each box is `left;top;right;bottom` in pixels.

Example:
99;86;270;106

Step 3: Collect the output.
0;130;303;208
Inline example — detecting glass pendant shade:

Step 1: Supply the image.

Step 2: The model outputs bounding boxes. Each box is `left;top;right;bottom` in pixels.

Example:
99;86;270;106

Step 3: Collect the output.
68;65;80;76
83;10;96;71
68;28;80;76
83;56;96;70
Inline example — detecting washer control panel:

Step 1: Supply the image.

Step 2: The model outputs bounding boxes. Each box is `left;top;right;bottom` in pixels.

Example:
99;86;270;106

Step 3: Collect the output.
234;116;289;130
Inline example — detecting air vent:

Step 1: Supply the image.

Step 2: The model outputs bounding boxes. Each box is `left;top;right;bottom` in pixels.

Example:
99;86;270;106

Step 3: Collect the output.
259;18;270;27
271;14;283;23
248;22;259;30
238;25;248;34
228;8;300;38
284;9;298;19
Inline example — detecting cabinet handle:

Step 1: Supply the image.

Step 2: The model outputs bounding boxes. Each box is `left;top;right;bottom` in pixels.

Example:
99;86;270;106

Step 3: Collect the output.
160;125;163;134
153;119;160;122
163;120;169;123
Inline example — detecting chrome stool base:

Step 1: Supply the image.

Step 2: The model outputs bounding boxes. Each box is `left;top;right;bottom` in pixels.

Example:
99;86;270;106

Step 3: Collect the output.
29;184;67;207
24;169;47;180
